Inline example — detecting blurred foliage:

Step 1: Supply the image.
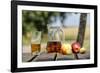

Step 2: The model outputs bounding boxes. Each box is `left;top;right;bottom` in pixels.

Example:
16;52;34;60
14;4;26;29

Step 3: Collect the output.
22;10;69;35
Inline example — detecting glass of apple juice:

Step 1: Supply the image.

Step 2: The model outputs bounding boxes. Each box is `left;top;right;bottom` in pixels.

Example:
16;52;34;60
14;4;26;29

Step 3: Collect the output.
31;31;41;56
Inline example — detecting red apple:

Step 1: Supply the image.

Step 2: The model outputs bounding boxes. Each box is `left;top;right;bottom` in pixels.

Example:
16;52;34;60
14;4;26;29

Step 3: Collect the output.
71;42;81;53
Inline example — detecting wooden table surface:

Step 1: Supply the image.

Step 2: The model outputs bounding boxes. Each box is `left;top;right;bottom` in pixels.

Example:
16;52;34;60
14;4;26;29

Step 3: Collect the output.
22;51;90;62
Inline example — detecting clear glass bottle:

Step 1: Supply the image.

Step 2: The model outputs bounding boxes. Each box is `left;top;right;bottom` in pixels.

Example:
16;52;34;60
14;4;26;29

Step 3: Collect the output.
47;25;64;53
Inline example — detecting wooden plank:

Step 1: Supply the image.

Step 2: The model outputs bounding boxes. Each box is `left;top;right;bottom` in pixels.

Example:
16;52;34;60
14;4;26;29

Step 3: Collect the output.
54;53;58;61
34;52;56;62
27;55;38;62
55;53;74;60
22;53;33;62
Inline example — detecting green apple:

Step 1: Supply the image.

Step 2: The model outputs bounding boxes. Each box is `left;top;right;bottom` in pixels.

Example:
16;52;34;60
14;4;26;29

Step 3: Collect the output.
79;47;86;54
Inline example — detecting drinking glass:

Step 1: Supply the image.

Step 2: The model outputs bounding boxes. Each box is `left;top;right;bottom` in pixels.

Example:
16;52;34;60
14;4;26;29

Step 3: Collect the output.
31;31;41;55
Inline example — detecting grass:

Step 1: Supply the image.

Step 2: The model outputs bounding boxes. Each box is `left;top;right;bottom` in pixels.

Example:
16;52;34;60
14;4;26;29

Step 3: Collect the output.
64;27;78;40
63;27;90;40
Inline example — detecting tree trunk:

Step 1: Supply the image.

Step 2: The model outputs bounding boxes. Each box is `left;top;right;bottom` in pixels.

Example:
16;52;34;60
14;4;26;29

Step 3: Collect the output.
77;13;87;47
74;13;87;59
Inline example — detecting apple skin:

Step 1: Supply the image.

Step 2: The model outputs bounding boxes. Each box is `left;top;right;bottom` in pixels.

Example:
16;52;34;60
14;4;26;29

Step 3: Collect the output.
79;47;86;54
60;44;72;55
71;42;81;53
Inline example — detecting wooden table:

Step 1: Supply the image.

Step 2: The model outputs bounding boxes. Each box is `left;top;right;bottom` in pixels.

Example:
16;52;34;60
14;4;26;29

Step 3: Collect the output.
22;51;90;62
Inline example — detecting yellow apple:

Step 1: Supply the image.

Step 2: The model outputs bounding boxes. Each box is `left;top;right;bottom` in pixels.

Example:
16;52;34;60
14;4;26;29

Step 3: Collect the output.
60;44;72;55
79;47;86;54
65;44;72;55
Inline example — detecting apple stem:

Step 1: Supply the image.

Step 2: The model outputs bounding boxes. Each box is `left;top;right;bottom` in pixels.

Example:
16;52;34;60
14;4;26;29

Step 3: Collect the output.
54;53;57;61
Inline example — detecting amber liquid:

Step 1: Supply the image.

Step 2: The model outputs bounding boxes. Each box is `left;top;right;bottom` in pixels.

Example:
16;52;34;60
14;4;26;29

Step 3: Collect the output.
47;41;61;53
31;44;40;53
